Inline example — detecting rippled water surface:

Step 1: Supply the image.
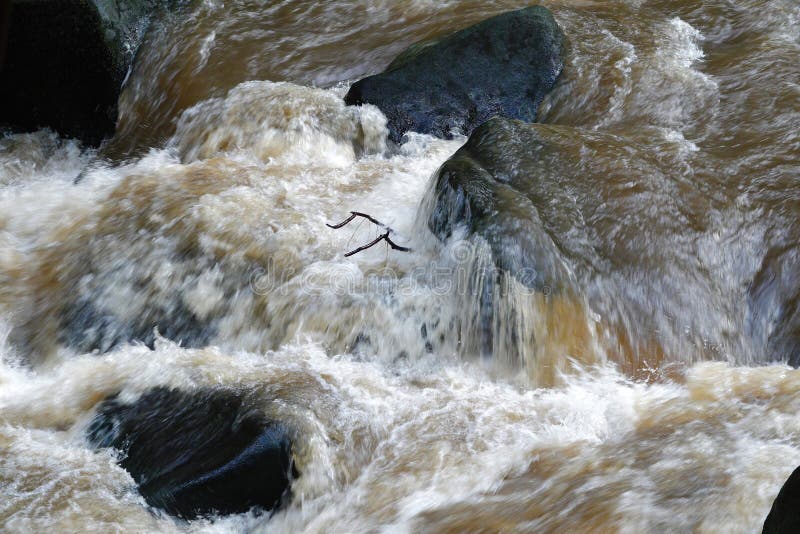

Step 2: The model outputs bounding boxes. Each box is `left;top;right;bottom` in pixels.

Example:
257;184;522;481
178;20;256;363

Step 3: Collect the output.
2;0;800;532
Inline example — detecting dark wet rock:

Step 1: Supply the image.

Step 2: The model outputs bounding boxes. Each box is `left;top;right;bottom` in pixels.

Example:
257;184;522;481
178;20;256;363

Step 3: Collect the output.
0;0;168;145
87;387;296;519
60;296;213;354
428;117;582;294
426;116;694;288
763;466;800;533
344;6;565;143
423;117;707;360
426;117;577;357
748;245;800;367
425;118;800;366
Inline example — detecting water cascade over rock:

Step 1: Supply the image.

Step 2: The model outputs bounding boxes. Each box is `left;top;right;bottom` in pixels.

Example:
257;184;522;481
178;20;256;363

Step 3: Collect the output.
2;0;800;531
421;115;800;374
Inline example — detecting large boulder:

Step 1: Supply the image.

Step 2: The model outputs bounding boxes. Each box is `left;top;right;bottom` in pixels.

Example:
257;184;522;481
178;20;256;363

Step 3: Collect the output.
87;387;297;519
764;466;800;533
0;0;166;145
344;6;565;143
422;117;708;362
425;117;800;368
426;117;681;293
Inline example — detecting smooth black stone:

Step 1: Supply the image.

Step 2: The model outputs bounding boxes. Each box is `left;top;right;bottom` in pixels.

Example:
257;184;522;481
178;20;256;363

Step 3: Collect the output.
0;0;165;145
344;6;565;143
764;466;800;533
87;387;296;519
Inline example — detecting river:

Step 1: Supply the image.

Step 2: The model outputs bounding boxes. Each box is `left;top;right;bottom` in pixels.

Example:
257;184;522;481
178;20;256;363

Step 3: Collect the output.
2;0;799;531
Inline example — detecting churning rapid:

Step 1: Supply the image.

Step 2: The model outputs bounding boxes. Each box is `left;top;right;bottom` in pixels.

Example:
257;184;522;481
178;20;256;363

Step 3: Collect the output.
2;0;800;531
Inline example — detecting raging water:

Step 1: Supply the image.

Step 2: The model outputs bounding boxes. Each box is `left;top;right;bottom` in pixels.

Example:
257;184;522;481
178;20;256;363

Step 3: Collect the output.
2;0;800;531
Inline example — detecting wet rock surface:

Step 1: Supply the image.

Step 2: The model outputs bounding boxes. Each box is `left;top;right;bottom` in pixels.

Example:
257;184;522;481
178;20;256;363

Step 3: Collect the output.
763;466;800;534
87;387;296;519
0;0;167;145
422;116;726;362
427;116;692;286
344;6;565;143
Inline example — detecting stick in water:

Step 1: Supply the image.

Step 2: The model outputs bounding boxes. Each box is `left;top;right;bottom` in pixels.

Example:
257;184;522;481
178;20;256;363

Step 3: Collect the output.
327;212;412;256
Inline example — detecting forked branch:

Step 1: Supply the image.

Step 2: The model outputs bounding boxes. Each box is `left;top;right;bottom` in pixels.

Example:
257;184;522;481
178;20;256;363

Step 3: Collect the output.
327;211;412;256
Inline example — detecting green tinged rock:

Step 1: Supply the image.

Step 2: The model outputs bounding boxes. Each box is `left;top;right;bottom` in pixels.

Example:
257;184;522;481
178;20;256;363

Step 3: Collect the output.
345;6;565;143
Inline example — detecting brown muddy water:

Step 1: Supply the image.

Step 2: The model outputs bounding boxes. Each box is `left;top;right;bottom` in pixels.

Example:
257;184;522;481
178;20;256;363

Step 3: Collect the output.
1;0;800;532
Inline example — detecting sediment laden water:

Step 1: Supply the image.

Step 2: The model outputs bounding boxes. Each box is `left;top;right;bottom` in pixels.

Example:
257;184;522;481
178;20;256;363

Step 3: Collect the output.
1;0;799;532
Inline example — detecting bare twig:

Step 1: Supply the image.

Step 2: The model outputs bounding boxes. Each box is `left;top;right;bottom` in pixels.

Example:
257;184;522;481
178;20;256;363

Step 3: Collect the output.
328;211;412;256
327;211;387;229
327;212;357;229
343;231;412;257
344;232;388;257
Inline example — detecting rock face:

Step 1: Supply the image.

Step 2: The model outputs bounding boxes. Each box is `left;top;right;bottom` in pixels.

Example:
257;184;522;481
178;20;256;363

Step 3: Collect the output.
763;466;800;533
87;387;296;519
425;117;581;357
0;0;164;145
428;117;588;294
423;116;708;362
344;6;565;143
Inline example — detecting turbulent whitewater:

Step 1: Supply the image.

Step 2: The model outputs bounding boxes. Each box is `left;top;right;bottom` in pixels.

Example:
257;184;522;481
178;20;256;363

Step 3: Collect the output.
2;0;800;532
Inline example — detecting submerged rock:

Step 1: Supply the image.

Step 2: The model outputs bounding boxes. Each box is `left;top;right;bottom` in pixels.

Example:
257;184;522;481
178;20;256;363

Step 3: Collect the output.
0;0;167;145
87;387;296;519
763;466;800;533
59;295;213;354
344;6;565;143
12;164;237;359
425;117;581;358
424;116;800;368
748;246;800;367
